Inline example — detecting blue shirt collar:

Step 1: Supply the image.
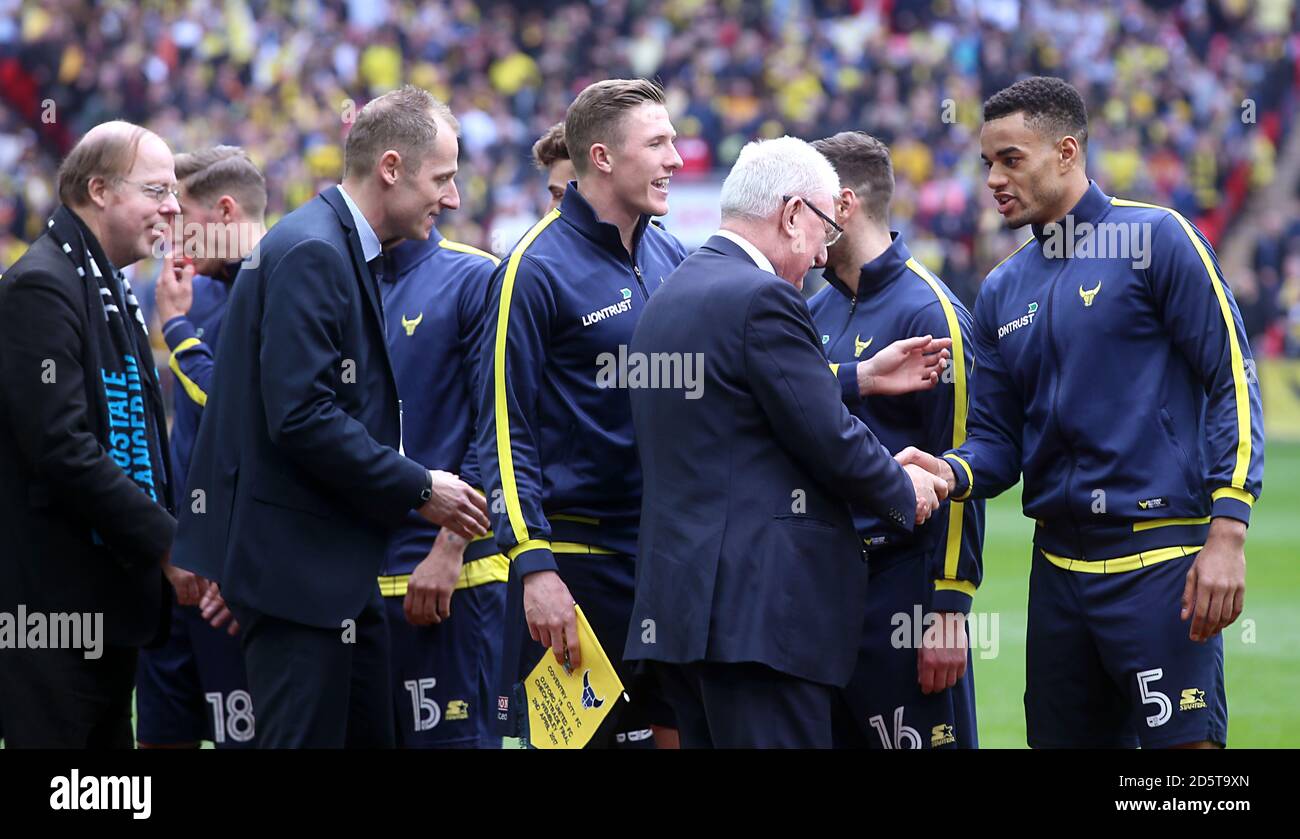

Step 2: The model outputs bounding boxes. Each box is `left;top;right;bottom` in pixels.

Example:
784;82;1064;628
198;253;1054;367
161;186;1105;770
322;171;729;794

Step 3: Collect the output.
823;232;910;300
1031;180;1111;242
558;181;653;257
387;226;443;278
337;184;382;262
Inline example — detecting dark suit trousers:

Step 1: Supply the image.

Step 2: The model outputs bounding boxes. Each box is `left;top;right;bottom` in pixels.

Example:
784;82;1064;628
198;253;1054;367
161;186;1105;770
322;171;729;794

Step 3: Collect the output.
0;645;137;748
651;660;836;748
229;586;393;748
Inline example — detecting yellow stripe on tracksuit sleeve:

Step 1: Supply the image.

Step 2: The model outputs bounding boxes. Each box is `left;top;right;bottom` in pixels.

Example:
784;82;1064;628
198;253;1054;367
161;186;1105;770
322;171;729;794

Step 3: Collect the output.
169;337;208;407
438;238;502;266
493;209;561;548
1111;198;1253;495
906;258;972;591
377;554;511;597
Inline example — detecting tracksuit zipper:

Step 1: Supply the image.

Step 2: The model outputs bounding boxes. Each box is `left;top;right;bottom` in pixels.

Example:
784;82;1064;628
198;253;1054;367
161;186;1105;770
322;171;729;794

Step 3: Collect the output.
633;263;649;300
1043;259;1087;559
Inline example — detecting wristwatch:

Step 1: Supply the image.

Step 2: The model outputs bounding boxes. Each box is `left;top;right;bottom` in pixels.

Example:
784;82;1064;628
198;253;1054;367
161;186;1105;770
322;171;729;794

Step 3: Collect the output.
419;471;433;504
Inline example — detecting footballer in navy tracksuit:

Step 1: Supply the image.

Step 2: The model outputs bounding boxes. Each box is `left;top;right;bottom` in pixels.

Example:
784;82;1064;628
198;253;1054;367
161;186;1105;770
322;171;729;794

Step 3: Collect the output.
378;231;507;749
136;261;256;748
810;234;984;749
476;183;688;747
944;179;1263;747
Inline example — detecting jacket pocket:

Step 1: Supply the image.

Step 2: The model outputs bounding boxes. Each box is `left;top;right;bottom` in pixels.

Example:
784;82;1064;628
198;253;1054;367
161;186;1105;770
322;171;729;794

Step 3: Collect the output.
248;472;335;519
771;513;837;533
1158;407;1200;495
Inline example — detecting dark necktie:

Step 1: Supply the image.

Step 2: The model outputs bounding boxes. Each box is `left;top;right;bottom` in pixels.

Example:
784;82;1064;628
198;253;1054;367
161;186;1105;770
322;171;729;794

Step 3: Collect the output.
366;252;393;333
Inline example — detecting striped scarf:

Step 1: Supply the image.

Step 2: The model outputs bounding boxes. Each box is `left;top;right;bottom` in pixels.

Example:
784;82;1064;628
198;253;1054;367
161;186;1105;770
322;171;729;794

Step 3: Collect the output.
46;204;170;509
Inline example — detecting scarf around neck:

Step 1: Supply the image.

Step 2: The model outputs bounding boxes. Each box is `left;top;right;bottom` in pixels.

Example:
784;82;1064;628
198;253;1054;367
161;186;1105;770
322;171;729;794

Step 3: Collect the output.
45;204;171;512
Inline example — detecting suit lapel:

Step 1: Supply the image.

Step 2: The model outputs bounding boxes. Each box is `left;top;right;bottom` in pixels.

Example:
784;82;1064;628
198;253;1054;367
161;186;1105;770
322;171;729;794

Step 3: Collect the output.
321;187;386;333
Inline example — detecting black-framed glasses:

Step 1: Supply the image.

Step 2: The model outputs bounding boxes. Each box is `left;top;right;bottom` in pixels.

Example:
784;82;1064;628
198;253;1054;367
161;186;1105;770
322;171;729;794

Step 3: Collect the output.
783;194;843;247
116;178;181;203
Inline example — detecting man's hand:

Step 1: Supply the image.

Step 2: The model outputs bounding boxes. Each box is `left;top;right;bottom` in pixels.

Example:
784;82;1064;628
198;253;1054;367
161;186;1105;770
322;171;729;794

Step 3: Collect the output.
1182;517;1247;642
155;250;195;324
523;570;580;671
163;557;207;607
903;462;946;525
404;530;467;625
896;446;957;497
200;581;239;636
417;471;490;539
857;335;952;397
919;611;968;694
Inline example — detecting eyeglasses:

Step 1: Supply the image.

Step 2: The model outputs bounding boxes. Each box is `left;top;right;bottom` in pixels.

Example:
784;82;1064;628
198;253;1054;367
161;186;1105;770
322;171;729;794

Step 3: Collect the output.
116;179;181;203
783;194;844;247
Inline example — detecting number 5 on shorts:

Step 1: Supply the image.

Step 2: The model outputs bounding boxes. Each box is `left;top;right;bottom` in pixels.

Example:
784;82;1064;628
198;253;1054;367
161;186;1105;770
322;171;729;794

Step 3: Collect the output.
1136;668;1171;728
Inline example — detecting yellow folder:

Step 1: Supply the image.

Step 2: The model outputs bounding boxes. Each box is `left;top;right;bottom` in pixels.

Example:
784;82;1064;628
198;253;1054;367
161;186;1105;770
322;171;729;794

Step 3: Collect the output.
524;605;626;749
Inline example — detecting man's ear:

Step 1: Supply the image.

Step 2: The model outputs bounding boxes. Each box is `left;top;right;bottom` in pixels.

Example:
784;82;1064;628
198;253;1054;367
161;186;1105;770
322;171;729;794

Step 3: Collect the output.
379;150;402;185
87;175;110;209
838;187;858;224
1059;135;1083;173
589;143;613;175
781;196;800;238
216;195;240;223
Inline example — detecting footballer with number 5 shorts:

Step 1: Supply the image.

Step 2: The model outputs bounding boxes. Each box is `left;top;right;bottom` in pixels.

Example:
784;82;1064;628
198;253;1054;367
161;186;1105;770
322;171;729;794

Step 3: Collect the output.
899;77;1264;748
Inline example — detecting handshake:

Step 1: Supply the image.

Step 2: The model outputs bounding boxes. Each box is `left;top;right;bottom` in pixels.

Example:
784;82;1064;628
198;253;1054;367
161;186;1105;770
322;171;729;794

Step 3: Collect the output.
895;447;958;526
418;470;491;539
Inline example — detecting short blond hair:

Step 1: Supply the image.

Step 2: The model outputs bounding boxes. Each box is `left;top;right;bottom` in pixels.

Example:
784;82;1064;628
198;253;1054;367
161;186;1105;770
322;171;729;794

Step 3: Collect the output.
344;85;460;179
563;79;665;175
175;146;268;218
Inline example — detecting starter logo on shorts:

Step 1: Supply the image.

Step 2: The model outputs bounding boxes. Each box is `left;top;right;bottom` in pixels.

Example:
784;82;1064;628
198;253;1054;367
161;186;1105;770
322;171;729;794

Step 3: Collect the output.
930;723;956;748
581;289;634;326
1180;688;1207;711
401;312;423;336
446;699;469;721
581;670;604;710
854;334;873;358
997;301;1038;340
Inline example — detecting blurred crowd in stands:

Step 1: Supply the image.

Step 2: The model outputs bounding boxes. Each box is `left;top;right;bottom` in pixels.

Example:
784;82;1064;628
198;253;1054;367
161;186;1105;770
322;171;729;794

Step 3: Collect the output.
2;0;1299;355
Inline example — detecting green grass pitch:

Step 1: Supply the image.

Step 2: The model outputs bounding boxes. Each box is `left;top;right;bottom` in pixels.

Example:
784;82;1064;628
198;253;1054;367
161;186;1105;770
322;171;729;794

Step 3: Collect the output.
973;440;1300;748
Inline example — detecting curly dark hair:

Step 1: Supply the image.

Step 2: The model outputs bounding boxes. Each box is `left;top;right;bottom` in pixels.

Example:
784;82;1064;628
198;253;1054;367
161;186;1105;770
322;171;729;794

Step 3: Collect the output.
531;122;569;169
983;76;1088;152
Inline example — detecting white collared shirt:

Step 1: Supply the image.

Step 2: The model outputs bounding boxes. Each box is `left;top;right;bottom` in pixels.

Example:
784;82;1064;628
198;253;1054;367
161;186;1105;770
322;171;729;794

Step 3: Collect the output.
714;229;776;276
337;184;382;262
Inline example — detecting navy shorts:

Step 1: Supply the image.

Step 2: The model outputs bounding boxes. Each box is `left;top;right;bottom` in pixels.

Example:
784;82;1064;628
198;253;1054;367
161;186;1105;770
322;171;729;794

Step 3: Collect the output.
384;580;507;749
1026;547;1227;748
496;552;673;749
135;601;254;748
833;554;978;749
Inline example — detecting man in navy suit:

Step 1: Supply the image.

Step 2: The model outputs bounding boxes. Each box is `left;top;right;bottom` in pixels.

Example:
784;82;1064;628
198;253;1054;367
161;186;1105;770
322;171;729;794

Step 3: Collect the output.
624;136;949;748
175;87;489;748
